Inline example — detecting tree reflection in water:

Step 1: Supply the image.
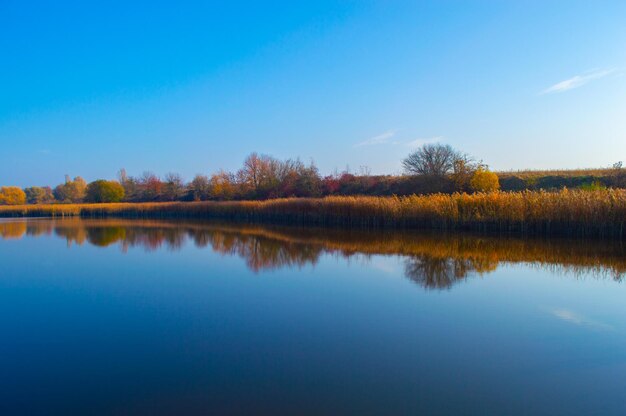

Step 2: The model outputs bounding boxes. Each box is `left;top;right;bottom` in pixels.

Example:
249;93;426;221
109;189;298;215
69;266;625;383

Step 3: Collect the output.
405;257;475;290
1;218;625;289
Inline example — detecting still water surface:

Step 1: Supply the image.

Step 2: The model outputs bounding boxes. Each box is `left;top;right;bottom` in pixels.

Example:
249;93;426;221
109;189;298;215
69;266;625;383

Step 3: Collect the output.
1;219;626;415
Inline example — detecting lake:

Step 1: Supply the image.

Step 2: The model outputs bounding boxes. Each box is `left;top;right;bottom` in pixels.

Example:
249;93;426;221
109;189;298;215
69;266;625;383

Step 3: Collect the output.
1;218;626;415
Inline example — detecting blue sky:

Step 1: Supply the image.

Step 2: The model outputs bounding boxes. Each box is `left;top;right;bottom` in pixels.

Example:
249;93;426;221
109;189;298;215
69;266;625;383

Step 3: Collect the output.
1;1;625;187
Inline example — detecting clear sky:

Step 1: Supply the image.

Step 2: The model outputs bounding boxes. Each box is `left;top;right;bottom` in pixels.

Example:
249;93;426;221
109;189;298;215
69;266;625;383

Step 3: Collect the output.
1;1;625;187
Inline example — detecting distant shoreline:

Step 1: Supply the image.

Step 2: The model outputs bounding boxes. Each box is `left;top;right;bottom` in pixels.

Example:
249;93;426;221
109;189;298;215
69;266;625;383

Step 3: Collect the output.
1;190;624;239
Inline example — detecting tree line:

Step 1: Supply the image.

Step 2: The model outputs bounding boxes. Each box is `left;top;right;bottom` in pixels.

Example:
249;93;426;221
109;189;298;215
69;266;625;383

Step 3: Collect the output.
0;144;500;205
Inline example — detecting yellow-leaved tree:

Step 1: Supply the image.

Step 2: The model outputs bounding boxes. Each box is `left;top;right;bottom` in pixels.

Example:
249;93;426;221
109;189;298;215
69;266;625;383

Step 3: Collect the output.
0;186;27;205
470;168;500;192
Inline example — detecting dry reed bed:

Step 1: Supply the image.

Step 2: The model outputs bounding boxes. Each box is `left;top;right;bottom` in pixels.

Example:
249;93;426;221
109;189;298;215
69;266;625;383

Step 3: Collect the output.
1;189;625;238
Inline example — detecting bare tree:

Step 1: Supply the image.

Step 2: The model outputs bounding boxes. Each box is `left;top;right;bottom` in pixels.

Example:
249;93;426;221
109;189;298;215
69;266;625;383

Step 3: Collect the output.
402;144;464;177
163;172;185;201
139;172;163;201
239;153;264;190
237;153;284;197
190;174;210;201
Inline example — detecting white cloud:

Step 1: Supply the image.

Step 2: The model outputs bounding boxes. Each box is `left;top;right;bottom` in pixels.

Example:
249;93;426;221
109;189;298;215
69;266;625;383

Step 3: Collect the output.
541;68;615;94
355;130;397;147
405;136;443;148
355;132;443;149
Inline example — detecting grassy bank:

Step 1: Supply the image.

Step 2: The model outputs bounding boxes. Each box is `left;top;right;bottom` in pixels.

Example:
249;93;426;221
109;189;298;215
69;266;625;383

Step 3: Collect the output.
497;168;625;191
1;189;625;238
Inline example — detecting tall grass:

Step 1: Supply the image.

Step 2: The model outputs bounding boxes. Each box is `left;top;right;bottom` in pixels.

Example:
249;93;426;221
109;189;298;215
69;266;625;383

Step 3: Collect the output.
1;189;625;238
496;168;615;178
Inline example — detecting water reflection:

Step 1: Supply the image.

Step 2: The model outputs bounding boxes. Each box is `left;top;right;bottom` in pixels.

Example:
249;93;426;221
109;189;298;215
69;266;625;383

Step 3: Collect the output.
403;256;495;289
2;219;625;289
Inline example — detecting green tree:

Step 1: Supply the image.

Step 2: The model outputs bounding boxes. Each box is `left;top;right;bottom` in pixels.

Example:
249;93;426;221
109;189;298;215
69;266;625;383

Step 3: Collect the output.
579;181;607;191
0;187;27;205
85;180;125;203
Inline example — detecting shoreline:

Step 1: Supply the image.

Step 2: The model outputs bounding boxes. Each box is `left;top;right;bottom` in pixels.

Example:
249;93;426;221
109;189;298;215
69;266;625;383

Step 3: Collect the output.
1;190;625;239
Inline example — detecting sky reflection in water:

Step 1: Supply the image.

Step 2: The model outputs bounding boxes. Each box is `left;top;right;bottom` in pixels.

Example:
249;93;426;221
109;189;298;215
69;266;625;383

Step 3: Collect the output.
1;219;626;415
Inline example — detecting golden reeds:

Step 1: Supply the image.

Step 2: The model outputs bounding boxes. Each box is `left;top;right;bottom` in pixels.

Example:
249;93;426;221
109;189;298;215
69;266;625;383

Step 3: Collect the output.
1;189;625;238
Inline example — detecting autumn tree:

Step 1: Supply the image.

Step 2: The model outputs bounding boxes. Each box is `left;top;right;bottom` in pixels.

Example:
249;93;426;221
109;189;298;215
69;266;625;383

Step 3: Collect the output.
118;168;139;201
470;167;500;192
237;153;276;197
24;186;55;204
162;173;185;201
0;187;26;205
237;153;262;192
321;174;341;195
190;174;211;201
450;156;487;192
289;160;322;197
138;172;163;201
235;153;323;198
53;176;87;203
85;180;125;203
209;170;236;200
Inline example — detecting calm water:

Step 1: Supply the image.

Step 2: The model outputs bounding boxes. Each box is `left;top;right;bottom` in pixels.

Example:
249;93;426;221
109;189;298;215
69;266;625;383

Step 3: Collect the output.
1;219;626;415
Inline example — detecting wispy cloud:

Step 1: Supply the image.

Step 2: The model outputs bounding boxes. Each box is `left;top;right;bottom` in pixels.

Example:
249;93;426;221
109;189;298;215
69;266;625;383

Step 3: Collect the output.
405;136;443;148
549;307;613;331
355;131;443;148
541;68;616;94
355;130;397;147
